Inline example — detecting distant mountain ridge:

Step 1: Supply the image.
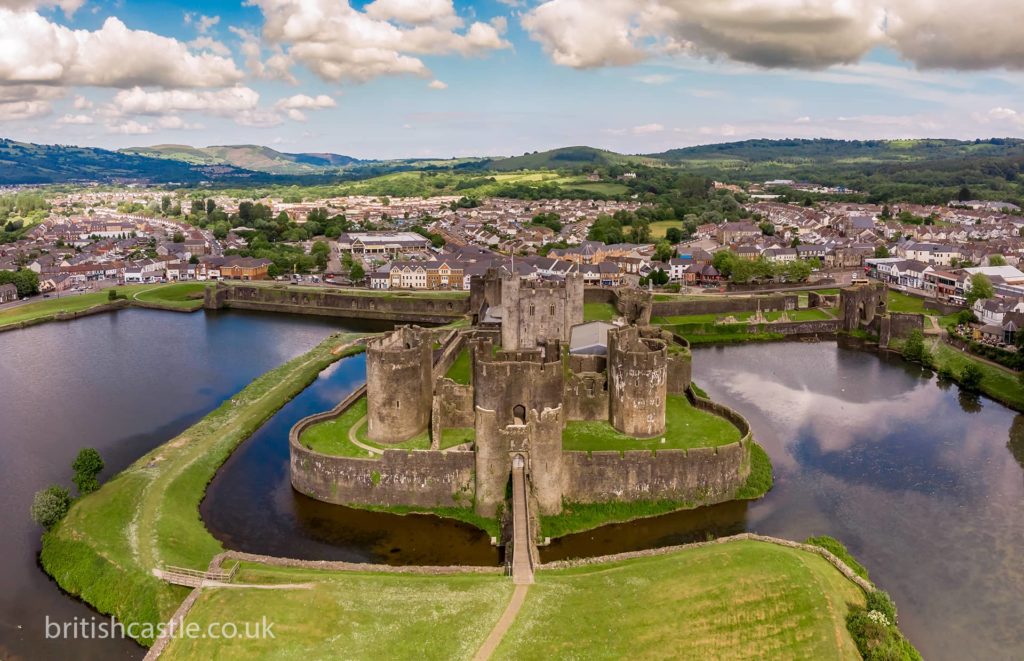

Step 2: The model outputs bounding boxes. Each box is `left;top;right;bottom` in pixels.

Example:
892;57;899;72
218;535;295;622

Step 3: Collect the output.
120;144;361;175
483;146;658;171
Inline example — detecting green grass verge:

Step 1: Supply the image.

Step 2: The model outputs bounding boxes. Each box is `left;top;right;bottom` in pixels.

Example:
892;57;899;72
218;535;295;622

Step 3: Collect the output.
0;284;155;327
39;333;368;646
805;536;870;582
887;291;927;314
928;340;1024;411
132;282;207;310
445;347;472;384
653;308;831;325
583;301;618;322
161;564;512;660
734;441;773;500
562;394;741;451
494;540;866;660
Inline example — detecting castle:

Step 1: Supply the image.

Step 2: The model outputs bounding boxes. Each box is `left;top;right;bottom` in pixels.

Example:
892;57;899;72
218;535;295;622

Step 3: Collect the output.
290;272;752;523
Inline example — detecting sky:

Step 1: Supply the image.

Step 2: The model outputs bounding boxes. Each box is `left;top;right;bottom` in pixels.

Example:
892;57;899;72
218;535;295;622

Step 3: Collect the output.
2;0;1024;159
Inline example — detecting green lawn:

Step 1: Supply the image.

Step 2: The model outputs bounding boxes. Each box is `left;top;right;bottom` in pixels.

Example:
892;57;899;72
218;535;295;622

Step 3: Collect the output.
161;564;513;661
132;282;207;310
649;220;681;239
583;302;618;322
493;540;865;660
0;284;155;327
929;340;1024;410
887;291;928;314
445;347;472;384
300;396;474;458
562;394;741;451
653;308;831;326
39;334;368;645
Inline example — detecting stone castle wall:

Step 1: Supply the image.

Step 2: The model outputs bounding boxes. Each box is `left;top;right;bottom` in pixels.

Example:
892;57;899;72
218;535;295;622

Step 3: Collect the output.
563;371;609;421
472;340;564;429
204;283;469;323
501;273;584;349
839;282;886;332
366;327;433;443
879;312;925;346
651;294;797;318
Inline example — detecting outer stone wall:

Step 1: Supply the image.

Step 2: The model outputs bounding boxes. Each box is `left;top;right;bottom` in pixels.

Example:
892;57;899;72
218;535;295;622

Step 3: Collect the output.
290;446;475;508
563;441;749;505
839;282;887;332
366;327;433;443
204;282;469;323
652;294;797;318
879;312;925;346
563;372;609;421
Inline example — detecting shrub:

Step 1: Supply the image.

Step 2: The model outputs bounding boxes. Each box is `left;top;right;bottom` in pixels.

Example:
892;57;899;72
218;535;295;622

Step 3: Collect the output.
846;604;922;661
72;448;104;495
31;485;72;530
866;590;898;623
960;363;984;392
901;329;925;363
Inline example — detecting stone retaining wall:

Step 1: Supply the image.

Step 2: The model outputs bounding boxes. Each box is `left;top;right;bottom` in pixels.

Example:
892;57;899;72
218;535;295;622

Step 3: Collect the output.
0;299;130;334
652;294;797;317
205;283;469;323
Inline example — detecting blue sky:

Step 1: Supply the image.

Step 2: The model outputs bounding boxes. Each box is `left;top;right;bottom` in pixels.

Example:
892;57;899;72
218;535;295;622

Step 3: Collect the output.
2;0;1024;158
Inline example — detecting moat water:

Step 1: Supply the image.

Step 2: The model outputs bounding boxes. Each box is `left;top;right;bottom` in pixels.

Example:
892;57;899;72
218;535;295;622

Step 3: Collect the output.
0;308;391;661
4;314;1024;660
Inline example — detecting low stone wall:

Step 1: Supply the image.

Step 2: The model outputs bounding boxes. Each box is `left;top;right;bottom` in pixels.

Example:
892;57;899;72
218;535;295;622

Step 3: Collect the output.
432;378;475;445
924;299;964;316
652;294;797;317
206;283;469;323
770;319;841;336
726;278;836;293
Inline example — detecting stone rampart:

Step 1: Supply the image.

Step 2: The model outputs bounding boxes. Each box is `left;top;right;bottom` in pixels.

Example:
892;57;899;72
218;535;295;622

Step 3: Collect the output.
652;294;797;317
879;312;925;346
563;371;609;421
563;440;749;504
204;283;469;323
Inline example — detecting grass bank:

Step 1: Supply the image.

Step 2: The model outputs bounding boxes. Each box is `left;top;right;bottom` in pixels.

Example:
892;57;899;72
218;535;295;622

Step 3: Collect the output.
927;339;1024;411
444;346;472;384
39;333;368;645
157;539;888;660
495;540;866;660
0;284;149;328
562;394;741;451
132;282;207;310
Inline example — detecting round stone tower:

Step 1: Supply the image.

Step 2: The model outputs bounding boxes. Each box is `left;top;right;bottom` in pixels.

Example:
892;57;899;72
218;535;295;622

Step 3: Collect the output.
608;326;668;438
365;326;433;443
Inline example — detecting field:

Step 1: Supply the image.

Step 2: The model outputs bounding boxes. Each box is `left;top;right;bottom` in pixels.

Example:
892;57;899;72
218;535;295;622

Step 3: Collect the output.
161;564;513;661
40;334;367;645
887;291;928;314
132;282;207;310
493;540;865;660
0;284;155;328
650;220;681;239
444;347;472;384
156;539;866;660
582;302;618;322
562;394;741;451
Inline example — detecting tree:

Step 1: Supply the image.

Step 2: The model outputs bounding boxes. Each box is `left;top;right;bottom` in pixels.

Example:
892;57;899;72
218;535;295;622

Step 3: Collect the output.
349;262;365;282
957;186;973;202
784;259;812;282
31;485;72;530
654;240;675;263
72;448;104;495
0;269;39;297
172;231;185;243
966;273;994;305
902;329;925;363
205;198;216;215
960;363;984;392
665;227;683;243
874;245;890;258
759;221;775;236
989;254;1007;266
650;268;669;286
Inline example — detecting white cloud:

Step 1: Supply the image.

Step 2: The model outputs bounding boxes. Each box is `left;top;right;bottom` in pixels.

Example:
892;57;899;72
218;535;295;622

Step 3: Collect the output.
229;26;295;83
632;122;663;135
57;113;93;124
428;79;448;90
0;99;51;120
72;94;92;109
248;0;510;83
634;73;673;85
274;94;336;122
0;0;84;16
0;10;243;89
109;86;259;118
521;0;1024;72
156;115;202;130
188;36;231;57
107;119;153;135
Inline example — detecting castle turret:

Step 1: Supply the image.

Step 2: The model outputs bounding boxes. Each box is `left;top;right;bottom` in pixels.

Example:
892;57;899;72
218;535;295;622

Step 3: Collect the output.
365;326;433;443
607;326;668;438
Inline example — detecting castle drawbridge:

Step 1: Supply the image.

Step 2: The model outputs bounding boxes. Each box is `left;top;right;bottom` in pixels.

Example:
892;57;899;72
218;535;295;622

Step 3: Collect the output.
510;456;535;584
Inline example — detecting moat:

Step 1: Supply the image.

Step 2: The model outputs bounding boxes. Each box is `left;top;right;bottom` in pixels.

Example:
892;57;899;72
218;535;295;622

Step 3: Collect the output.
3;315;1024;659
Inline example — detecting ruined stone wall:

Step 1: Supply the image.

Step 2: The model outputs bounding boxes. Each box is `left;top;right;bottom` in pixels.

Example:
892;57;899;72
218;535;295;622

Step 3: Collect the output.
205;283;468;323
473;407;510;516
808;291;839;309
879;312;925;346
563;371;609;421
501;273;584;349
562;441;750;505
366;326;433;443
523;407;564;515
290;446;476;508
472;340;564;429
432;378;475;446
615;288;653;325
651;294;797;317
608;326;668;438
839;282;887;332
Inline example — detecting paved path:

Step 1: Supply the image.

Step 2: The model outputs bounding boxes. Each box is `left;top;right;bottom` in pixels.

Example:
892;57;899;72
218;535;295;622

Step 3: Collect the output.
472;584;529;661
348;416;383;456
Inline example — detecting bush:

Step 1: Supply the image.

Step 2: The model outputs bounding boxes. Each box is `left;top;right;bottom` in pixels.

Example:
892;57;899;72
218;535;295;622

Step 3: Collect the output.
846;603;922;661
805;535;869;580
72;448;104;495
31;485;72;530
960;363;984;392
107;288;117;301
901;329;925;363
866;590;898;623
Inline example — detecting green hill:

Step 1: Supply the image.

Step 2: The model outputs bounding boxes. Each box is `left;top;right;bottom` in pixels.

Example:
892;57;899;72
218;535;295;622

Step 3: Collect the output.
0;139;258;185
486;146;657;171
121;144;361;175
